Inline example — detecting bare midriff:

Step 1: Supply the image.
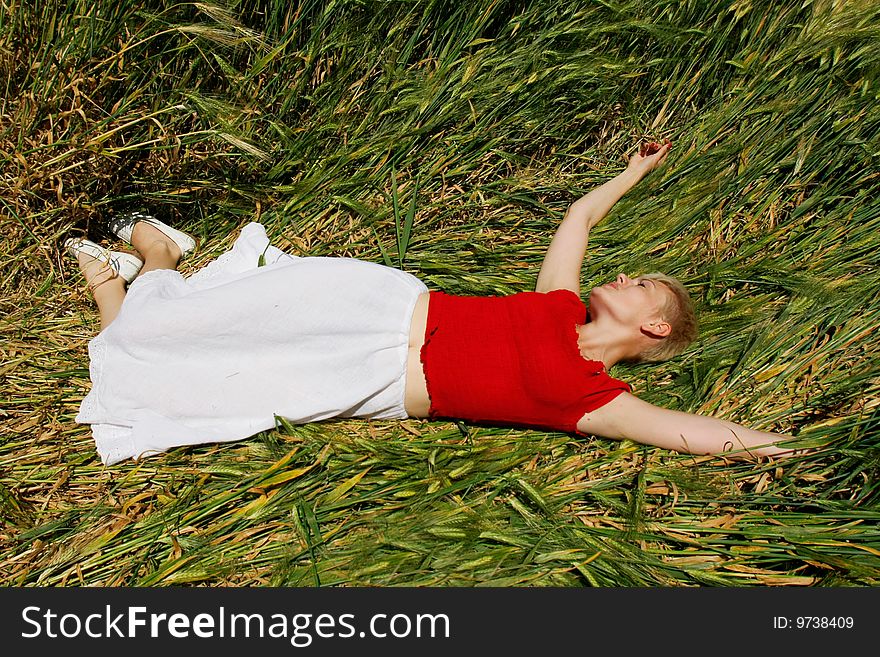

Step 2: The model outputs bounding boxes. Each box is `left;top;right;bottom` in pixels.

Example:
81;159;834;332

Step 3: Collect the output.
404;292;432;418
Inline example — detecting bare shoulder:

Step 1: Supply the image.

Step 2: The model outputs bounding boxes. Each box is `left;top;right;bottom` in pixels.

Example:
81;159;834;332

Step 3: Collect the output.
576;391;672;440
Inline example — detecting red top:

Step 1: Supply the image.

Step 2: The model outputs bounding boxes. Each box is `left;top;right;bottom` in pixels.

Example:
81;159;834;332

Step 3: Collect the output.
419;288;632;436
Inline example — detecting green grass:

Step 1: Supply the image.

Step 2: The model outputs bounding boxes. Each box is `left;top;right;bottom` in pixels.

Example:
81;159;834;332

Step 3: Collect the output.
1;0;879;586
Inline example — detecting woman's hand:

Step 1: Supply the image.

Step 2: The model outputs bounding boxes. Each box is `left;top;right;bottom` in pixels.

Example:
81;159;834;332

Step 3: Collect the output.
626;138;672;178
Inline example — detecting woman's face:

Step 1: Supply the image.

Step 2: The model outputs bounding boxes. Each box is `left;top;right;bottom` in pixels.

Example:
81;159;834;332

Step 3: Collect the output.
587;273;668;327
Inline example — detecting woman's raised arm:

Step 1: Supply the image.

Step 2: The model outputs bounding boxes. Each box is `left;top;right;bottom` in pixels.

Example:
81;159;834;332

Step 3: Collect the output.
577;391;799;459
535;139;672;295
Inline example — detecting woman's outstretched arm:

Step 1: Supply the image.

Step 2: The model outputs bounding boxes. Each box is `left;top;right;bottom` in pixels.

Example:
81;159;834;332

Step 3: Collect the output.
577;392;799;459
535;139;672;294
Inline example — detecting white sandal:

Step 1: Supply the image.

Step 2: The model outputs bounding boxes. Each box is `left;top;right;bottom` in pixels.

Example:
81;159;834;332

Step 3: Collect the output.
108;210;197;257
66;237;144;285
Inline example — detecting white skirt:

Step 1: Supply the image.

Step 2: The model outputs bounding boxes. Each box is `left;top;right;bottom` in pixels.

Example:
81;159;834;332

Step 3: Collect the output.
75;221;429;465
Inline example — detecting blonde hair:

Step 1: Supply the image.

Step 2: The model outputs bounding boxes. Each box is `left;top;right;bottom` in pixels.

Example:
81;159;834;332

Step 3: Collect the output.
628;272;699;363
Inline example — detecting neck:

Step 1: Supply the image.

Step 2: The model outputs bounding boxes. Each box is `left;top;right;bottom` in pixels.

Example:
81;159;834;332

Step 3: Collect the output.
575;322;633;369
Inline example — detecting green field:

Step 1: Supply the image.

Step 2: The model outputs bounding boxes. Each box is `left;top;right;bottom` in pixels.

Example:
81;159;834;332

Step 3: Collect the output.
1;0;878;586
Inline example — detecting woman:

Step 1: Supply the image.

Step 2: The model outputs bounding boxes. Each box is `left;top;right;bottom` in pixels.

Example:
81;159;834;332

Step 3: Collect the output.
68;139;798;465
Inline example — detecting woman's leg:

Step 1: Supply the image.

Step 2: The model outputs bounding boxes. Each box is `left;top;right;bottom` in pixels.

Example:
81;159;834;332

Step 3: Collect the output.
77;256;128;331
80;222;183;331
131;221;182;274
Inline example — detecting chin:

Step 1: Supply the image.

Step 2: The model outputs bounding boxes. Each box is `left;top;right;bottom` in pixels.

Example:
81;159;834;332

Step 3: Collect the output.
587;286;606;303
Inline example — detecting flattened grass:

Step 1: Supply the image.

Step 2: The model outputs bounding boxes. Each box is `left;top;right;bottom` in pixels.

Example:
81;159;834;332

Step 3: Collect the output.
1;0;878;586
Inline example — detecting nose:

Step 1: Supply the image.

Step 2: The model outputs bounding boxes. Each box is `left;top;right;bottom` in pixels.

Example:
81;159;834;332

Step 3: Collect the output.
616;273;630;286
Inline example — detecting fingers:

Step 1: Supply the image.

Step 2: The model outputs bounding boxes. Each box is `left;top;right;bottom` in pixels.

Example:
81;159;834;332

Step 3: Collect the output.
639;138;673;158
